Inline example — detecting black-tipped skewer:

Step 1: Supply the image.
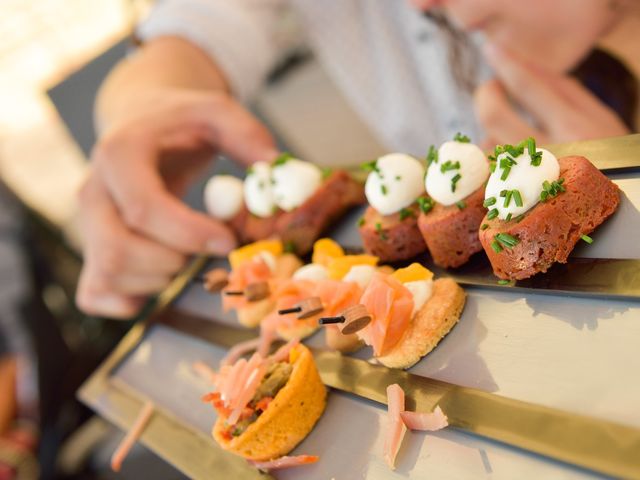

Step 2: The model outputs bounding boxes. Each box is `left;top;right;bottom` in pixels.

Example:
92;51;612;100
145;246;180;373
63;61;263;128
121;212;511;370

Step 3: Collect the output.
278;297;324;319
318;304;372;335
222;281;270;302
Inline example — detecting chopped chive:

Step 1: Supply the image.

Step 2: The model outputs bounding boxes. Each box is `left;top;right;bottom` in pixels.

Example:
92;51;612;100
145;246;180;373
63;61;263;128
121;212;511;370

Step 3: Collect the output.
489;160;496;173
540;190;548;201
503;190;513;207
399;208;414;220
451;173;462;192
527;137;535;156
499;190;507;197
505;213;512;221
456;200;466;210
322;167;333;180
357;217;365;227
515;214;525;223
512;189;523;207
454;132;471;143
500;166;511;181
283;240;296;253
487;208;499;220
497;279;510;285
273;152;293;166
426;145;438;165
491;240;503;253
440;160;461;173
395;175;402;181
543;180;551;192
375;222;388;240
495;233;519;248
417;197;435;214
483;197;496;207
381;184;388;195
581;234;593;244
361;159;379;173
480;223;489;230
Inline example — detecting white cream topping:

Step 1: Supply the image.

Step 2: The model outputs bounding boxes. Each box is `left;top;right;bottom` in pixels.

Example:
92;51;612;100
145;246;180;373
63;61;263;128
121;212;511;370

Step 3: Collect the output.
244;161;275;218
425;141;489;206
485;148;559;220
293;263;329;282
364;153;425;216
254;251;277;272
203;175;244;220
272;159;323;212
403;280;433;316
342;264;377;289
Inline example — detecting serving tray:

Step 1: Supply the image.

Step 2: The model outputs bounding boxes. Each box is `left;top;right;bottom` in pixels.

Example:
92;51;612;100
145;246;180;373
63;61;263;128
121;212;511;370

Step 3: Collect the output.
79;135;640;479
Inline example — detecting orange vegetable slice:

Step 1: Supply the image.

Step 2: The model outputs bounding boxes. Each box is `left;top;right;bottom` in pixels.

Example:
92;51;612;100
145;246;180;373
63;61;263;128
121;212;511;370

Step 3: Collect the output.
311;238;345;267
391;263;433;283
229;239;283;270
327;254;379;280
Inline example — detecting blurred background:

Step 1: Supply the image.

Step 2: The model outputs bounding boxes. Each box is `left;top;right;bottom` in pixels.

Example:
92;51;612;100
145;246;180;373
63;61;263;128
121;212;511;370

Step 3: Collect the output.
0;1;387;478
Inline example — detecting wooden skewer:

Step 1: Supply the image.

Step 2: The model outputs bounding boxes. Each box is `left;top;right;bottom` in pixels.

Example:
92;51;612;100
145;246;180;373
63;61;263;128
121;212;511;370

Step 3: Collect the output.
318;304;372;335
197;268;229;292
224;281;270;302
278;297;324;319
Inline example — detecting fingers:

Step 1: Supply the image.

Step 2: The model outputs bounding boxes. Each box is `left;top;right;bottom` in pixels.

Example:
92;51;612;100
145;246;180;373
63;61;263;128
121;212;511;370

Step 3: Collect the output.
482;43;577;133
76;176;187;318
474;79;547;145
93;133;237;256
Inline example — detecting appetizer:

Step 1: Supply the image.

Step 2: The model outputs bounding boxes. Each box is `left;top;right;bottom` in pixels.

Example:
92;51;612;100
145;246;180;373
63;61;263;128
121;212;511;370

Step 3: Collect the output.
479;138;620;280
222;240;302;328
418;134;490;267
359;153;428;262
205;343;326;462
266;238;380;349
354;264;465;369
204;154;364;254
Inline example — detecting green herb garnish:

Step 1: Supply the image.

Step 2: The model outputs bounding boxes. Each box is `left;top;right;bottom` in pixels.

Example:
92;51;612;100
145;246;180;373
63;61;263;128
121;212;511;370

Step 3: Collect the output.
456;200;466;210
440;160;461;173
497;279;510;285
399;208;414;220
426;145;438;165
273;152;293;166
375;222;388;240
503;190;513;207
453;132;471;143
283;240;296;253
395;175;402;181
483;197;496;207
512;189;523;207
481;223;489;230
381;184;388;195
451;173;462;192
540;178;566;201
515;214;525;223
357;217;366;227
417;197;434;214
322;167;333;180
495;233;519;249
491;240;503;253
581;234;593;244
527;137;543;166
487;208;499;220
361;159;379;173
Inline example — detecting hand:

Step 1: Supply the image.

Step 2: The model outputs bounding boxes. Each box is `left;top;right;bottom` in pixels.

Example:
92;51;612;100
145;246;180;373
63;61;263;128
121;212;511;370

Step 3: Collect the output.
474;43;630;147
76;88;278;318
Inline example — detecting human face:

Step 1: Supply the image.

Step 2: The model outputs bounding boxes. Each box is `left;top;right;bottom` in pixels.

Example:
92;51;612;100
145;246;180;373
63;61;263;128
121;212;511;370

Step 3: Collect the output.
412;0;624;72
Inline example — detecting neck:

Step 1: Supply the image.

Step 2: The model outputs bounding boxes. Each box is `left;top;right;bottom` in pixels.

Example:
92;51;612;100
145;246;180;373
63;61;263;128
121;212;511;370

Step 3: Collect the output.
598;5;640;79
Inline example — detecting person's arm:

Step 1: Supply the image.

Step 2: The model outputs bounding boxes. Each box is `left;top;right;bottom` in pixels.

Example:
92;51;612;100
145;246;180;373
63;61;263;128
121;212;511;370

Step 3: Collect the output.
76;0;288;318
95;36;231;132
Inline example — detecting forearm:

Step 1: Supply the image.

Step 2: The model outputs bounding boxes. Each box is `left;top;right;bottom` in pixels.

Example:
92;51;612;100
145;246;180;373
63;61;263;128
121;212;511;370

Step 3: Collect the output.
95;36;230;132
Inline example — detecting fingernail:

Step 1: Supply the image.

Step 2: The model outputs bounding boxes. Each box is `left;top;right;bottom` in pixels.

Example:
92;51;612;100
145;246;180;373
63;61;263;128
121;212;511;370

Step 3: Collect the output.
206;237;236;256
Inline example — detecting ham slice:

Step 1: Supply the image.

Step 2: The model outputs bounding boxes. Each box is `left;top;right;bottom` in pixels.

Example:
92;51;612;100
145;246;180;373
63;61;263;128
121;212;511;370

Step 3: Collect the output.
400;406;448;431
383;384;407;469
249;455;319;471
110;401;155;472
220;337;261;367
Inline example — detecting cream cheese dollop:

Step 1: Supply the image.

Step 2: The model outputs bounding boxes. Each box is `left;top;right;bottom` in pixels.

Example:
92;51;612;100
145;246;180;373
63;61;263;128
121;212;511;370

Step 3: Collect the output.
342;264;377;289
485;148;559;220
403;280;433;316
203;175;244;220
244;162;275;218
293;263;329;282
425;141;489;206
364;153;425;216
272;158;323;212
